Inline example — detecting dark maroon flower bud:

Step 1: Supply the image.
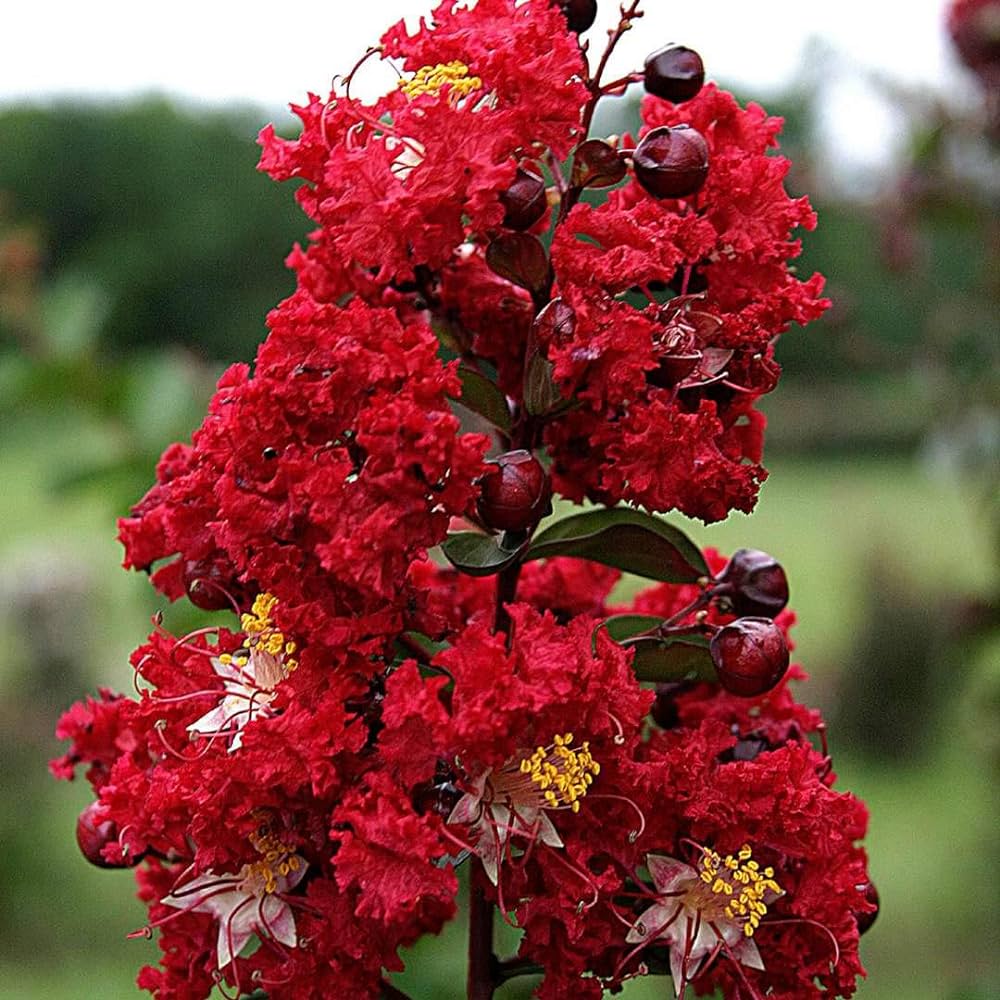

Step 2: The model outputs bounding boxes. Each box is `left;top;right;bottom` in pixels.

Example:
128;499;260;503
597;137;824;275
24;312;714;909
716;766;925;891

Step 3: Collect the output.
552;0;597;33
710;617;789;697
412;780;463;818
477;450;552;533
715;548;790;619
632;125;709;200
718;733;773;763
182;555;241;612
500;167;548;231
647;351;702;389
643;45;705;102
650;681;694;729
76;801;131;868
854;881;880;935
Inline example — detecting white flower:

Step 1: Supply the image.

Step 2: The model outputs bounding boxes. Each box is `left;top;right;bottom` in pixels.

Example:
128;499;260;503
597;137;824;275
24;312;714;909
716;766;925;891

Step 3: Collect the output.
186;593;296;752
627;847;782;996
447;734;598;885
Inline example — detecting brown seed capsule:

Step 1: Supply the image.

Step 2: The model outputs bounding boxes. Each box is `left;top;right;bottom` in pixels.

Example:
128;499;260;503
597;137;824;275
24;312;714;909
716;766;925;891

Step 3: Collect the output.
710;617;789;697
476;450;553;533
644;45;706;102
500;167;548;231
715;548;790;619
553;0;598;33
76;801;131;869
633;125;709;199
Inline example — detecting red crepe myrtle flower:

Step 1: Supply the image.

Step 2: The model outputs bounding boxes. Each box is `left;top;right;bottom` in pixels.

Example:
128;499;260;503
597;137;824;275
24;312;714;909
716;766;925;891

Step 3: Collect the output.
53;1;868;996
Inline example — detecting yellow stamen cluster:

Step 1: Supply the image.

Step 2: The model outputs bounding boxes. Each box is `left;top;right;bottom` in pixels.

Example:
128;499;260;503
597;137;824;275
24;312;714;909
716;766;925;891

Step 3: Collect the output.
221;592;298;673
244;812;303;895
519;733;600;813
399;61;483;103
699;844;782;937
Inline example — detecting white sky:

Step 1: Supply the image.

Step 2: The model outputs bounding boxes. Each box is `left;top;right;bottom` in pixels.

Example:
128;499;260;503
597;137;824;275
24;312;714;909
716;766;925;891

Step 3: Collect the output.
0;0;978;177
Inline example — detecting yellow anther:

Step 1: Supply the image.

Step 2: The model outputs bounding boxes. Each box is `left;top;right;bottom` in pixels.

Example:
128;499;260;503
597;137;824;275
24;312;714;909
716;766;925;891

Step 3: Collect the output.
237;593;299;674
244;812;300;896
516;733;600;811
399;61;483;103
698;844;783;938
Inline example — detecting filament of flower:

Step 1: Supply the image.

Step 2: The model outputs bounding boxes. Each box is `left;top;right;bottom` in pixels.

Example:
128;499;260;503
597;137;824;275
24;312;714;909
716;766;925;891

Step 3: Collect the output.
399;61;483;103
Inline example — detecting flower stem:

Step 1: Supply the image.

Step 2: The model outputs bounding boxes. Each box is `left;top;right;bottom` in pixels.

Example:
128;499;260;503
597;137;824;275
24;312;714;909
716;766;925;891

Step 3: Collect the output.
468;867;498;1000
468;555;525;997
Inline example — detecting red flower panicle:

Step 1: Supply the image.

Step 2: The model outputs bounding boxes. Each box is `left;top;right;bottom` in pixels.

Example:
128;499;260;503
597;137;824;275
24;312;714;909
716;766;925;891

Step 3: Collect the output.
53;3;870;999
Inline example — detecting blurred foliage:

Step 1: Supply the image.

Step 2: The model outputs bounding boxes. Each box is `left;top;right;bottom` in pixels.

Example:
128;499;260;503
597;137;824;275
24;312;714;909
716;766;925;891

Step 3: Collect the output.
0;99;302;359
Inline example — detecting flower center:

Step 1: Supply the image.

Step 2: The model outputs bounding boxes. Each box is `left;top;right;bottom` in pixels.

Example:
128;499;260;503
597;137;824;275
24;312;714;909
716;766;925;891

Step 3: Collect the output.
220;592;298;684
497;732;600;813
399;61;483;103
240;812;303;896
695;844;782;936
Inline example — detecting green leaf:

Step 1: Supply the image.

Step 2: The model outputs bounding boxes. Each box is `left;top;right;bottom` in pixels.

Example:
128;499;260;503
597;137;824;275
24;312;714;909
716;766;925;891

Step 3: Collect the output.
454;368;511;431
526;509;709;582
441;532;523;577
597;615;715;683
600;614;665;643
629;635;715;683
523;352;562;417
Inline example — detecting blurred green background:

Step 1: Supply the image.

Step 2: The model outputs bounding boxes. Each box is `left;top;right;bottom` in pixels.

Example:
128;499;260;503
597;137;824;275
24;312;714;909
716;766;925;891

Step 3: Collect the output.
0;55;997;1000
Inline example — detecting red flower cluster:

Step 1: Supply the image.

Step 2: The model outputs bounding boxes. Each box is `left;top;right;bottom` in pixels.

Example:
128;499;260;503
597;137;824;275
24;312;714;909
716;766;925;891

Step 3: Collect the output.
53;2;872;999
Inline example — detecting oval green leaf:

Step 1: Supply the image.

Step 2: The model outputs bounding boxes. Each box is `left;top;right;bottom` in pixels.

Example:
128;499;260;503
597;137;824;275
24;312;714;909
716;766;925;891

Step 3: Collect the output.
526;508;709;582
441;532;523;577
629;635;715;684
454;367;512;431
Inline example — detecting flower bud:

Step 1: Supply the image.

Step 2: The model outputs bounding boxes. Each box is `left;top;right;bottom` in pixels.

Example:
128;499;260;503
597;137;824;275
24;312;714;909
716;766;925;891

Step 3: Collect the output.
643;45;705;102
500;167;548;231
650;681;693;729
710;617;789;697
552;0;597;33
632;125;709;200
76;801;130;868
715;548;789;619
183;556;242;611
476;450;552;533
412;780;463;818
854;881;880;935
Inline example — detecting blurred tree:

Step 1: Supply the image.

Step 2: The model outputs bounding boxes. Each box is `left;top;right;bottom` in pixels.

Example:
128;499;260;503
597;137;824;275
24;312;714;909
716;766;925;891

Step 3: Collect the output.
0;99;303;359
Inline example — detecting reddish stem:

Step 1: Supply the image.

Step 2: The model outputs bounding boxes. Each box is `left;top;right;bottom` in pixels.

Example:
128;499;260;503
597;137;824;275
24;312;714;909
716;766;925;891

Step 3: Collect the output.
467;865;498;1000
581;1;645;137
